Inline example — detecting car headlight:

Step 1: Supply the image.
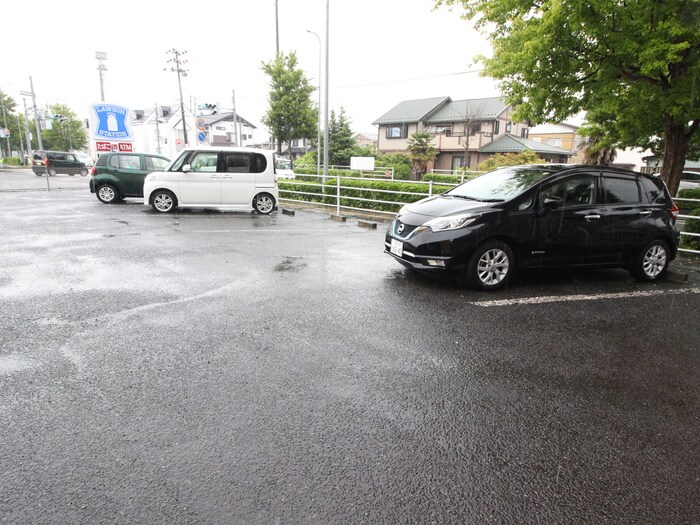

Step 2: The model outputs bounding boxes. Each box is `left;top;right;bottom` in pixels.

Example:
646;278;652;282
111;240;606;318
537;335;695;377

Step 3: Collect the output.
423;213;479;232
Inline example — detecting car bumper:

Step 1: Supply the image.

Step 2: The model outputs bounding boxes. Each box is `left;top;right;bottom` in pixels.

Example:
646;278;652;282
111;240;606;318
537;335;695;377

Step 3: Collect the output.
384;220;484;273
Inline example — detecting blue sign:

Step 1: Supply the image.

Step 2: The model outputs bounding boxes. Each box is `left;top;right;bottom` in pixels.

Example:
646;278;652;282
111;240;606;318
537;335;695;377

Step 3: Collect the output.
92;104;133;140
198;131;206;142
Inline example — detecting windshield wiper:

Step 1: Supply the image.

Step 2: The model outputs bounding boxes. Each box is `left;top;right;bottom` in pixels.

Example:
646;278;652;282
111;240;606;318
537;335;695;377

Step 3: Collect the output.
447;194;478;200
480;198;505;202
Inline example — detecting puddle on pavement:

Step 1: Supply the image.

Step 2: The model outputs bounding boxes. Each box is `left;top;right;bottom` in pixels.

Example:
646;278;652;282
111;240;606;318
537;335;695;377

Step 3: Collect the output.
274;256;307;273
0;353;38;374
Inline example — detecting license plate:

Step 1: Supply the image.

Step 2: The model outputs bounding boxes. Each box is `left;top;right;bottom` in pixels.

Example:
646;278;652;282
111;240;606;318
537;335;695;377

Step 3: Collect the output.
390;239;403;257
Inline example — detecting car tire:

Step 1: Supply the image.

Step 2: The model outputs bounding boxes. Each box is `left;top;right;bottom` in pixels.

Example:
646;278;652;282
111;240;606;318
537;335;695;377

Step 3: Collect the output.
631;239;670;282
69;173;75;176
97;184;120;204
80;169;88;177
253;193;275;214
466;240;514;291
48;168;57;176
151;190;177;213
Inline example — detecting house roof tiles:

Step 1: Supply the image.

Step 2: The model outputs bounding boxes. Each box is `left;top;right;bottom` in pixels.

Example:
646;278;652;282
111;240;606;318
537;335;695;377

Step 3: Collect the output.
427;97;509;123
479;133;574;155
372;96;450;125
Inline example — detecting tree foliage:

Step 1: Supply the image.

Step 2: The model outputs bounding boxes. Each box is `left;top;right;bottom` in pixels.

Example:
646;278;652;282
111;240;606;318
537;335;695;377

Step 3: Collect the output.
477;150;541;171
41;104;87;152
436;0;700;195
407;131;437;180
261;52;318;155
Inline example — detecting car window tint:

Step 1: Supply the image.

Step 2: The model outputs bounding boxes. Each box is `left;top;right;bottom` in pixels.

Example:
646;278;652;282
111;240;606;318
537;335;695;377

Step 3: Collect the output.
681;172;700;182
118;155;141;170
66;154;76;162
169;151;189;171
604;177;640;204
253;153;267;173
146;156;169;171
190;152;218;172
640;177;667;204
224;153;251;173
540;175;597;207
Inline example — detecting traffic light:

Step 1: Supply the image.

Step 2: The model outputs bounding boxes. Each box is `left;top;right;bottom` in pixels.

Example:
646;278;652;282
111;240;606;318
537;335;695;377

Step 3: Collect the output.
198;103;218;115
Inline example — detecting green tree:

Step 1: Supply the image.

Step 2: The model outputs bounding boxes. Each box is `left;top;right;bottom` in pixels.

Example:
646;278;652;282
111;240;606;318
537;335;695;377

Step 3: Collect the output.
41;104;87;152
407;131;437;180
477;150;541;171
261;52;318;155
436;0;700;195
0;91;21;158
327;108;355;166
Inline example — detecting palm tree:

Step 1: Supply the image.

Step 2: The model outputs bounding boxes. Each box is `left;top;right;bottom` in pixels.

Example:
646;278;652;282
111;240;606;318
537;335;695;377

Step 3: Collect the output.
407;131;437;180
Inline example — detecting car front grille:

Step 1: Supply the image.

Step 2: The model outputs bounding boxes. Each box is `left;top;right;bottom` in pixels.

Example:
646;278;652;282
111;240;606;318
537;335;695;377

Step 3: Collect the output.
393;219;420;239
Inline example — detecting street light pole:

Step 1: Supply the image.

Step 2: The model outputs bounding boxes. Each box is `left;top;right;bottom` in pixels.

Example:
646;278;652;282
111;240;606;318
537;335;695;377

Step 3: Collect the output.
28;77;43;151
323;0;330;186
166;49;189;146
95;52;108;102
306;29;322;177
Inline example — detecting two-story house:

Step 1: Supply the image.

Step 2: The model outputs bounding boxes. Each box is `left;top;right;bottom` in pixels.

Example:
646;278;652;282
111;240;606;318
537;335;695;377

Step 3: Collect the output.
373;96;573;170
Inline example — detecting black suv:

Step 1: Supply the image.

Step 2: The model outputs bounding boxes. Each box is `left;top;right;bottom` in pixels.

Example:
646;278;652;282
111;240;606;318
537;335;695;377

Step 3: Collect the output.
385;165;680;290
89;151;170;204
31;151;88;177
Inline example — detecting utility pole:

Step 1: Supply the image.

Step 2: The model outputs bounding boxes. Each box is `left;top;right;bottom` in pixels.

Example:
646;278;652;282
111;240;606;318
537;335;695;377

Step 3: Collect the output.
306;29;322;176
28;77;43;150
17;114;24;159
232;90;239;147
22;98;32;155
166;49;189;146
275;0;280;56
95;52;108;102
154;103;162;154
0;90;10;157
323;0;330;185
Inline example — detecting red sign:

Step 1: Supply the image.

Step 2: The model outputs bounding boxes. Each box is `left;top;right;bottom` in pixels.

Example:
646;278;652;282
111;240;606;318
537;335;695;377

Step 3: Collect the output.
118;143;133;152
96;141;112;152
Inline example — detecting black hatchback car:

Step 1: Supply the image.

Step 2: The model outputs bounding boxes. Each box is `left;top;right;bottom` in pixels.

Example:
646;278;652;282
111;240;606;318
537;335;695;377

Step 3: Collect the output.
385;165;680;290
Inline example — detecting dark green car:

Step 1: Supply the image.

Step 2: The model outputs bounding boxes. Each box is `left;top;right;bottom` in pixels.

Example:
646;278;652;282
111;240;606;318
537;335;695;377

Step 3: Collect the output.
32;151;89;177
89;152;171;204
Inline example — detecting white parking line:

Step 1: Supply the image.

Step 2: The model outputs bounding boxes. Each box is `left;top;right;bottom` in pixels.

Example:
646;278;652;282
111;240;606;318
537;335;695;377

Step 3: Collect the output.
471;287;700;307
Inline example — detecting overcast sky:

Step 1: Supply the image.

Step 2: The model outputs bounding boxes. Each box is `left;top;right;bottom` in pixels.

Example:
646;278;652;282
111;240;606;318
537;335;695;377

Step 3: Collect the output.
2;0;499;140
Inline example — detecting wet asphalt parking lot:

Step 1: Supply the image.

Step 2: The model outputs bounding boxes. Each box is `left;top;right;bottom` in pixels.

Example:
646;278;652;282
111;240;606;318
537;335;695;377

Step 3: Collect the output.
1;171;699;524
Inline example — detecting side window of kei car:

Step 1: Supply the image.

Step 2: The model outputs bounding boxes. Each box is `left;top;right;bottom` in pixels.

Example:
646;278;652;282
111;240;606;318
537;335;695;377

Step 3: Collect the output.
189;152;219;172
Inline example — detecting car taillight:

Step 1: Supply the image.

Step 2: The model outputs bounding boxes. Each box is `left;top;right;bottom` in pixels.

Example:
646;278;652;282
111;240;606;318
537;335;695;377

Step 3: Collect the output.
91;166;97;176
44;157;48;166
668;202;679;223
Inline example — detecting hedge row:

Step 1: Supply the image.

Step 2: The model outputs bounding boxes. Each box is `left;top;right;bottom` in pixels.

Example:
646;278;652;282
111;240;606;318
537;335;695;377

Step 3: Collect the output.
279;177;452;212
680;207;700;251
677;188;700;200
1;157;21;166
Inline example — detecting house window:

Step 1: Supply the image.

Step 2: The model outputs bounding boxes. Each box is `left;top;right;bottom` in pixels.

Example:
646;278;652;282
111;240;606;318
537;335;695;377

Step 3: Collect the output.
546;137;563;147
506;122;512;133
493;120;500;135
469;123;482;135
386;125;407;139
521;128;529;138
436;126;452;136
451;156;464;170
532;137;543;143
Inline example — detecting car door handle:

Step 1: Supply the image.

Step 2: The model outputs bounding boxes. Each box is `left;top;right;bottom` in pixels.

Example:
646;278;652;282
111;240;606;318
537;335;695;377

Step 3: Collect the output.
639;210;652;216
584;214;601;220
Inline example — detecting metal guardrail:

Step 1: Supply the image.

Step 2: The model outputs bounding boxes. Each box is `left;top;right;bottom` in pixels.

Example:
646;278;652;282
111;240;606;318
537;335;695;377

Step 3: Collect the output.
280;169;700;256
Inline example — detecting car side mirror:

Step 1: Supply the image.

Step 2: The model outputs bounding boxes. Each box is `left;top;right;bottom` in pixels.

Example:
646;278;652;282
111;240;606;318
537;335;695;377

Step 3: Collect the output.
543;196;563;209
182;164;191;173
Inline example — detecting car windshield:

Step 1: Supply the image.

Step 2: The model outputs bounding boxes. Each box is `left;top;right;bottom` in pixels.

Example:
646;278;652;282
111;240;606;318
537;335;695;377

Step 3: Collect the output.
275;158;291;170
445;166;564;202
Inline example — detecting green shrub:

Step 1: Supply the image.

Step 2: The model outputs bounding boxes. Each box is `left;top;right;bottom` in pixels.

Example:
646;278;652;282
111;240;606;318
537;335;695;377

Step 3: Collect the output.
677;188;700;200
279;177;451;213
680;207;700;251
1;157;21;166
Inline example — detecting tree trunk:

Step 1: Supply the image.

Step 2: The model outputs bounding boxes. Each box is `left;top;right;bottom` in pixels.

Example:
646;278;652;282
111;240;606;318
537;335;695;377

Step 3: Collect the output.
660;116;689;197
